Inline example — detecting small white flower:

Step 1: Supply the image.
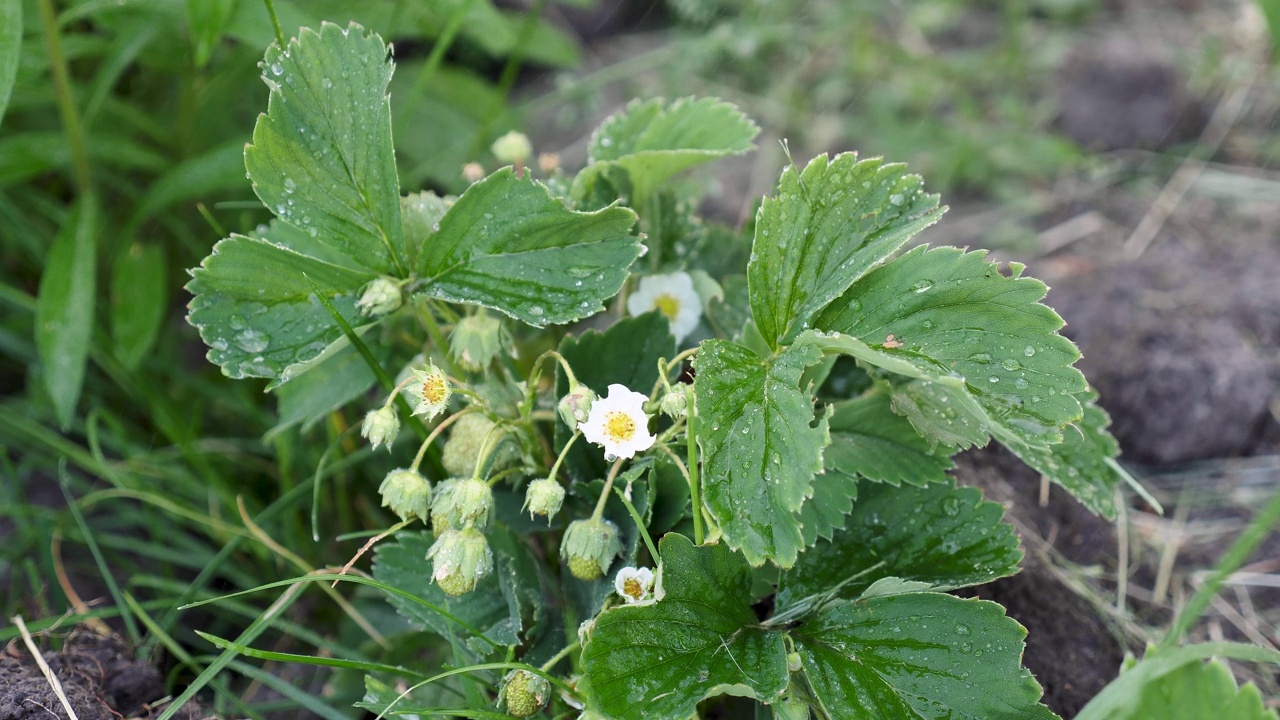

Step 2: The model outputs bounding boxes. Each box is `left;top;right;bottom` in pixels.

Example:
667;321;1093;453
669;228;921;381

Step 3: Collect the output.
614;566;655;604
405;363;451;420
580;384;655;461
626;271;702;343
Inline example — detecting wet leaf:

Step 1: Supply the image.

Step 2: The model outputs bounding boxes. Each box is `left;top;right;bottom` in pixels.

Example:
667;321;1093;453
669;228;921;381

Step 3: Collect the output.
749;152;944;349
825;390;955;486
793;593;1057;720
694;337;829;567
779;480;1021;611
582;534;788;720
415;169;640;327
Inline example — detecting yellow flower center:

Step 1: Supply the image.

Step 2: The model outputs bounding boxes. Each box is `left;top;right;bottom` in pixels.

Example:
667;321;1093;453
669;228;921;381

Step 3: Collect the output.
604;411;635;442
622;577;645;601
422;375;448;405
653;294;680;323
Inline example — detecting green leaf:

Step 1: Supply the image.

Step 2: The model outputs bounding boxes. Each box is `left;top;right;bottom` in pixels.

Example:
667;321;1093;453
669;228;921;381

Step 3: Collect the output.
778;480;1021;611
1077;642;1280;720
372;530;518;653
129;141;247;227
415;169;640;327
795;464;858;547
574;98;759;204
186;226;375;381
581;534;788;720
244;21;405;275
888;379;992;450
1115;658;1275;720
555;311;675;483
36;197;97;429
793;593;1057;720
815;245;1087;439
0;0;20;125
267;339;384;439
825;390;955;486
110;242;167;370
996;390;1125;519
694;337;829;568
749;153;945;349
186;0;235;68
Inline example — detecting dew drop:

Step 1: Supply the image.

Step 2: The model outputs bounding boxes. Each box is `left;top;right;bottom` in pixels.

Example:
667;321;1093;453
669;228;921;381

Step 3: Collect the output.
1024;346;1036;357
269;62;283;76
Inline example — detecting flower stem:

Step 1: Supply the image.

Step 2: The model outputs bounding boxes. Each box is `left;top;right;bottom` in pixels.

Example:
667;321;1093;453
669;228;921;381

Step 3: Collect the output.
592;458;626;520
546;431;581;482
536;349;580;388
411;408;476;473
469;422;506;482
539;641;580;672
418;301;463;378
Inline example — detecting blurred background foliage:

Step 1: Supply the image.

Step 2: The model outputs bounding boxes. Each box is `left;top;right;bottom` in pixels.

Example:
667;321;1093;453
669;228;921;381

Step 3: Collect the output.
0;0;1272;716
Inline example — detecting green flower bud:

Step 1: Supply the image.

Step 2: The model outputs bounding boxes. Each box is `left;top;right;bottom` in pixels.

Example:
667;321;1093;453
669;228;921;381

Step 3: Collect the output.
378;469;431;522
360;406;400;451
430;479;458;535
442;413;518;478
356;276;402;317
523;478;565;521
556;383;597;432
491;130;532;164
427;527;493;596
659;386;688;419
430;476;494;530
561;517;622;580
450;310;506;373
498;669;550;718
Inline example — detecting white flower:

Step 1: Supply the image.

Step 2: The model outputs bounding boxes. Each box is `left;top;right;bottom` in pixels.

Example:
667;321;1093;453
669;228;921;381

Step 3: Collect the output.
626;271;702;343
405;363;451;420
614;566;655;604
580;384;655;461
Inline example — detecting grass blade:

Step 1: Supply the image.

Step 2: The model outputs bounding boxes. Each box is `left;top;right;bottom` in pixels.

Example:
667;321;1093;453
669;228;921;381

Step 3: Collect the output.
36;197;97;429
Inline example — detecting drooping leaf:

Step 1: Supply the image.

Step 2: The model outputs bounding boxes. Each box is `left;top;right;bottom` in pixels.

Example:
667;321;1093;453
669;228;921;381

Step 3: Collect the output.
36;198;98;429
814;245;1087;440
888;378;992;450
694;337;829;568
996;390;1126;519
778;480;1021;611
110;242;167;370
415;169;640;327
793;593;1057;720
825;390;955;487
0;0;20;125
372;530;517;654
582;534;789;720
749;152;945;349
1112;658;1275;720
555;311;675;483
186;226;374;381
573;97;758;206
244;21;405;275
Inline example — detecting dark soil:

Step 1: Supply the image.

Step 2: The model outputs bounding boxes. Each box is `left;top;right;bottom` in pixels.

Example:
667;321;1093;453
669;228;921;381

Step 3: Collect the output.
1;633;205;720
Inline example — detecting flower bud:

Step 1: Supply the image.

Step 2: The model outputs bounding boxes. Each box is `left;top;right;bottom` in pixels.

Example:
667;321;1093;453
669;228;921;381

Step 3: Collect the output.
561;517;622;580
442;413;518;478
491;130;532;164
499;669;551;718
523;478;565;521
407;363;451;420
356;276;402;317
450;310;505;373
427;527;493;596
556;383;597;432
378;469;431;523
659;386;688;419
461;162;485;183
429;479;458;535
360;406;400;451
430;476;493;530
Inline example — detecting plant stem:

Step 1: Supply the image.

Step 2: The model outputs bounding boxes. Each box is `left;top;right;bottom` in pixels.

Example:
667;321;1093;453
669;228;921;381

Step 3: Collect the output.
38;0;92;195
686;395;703;545
418;301;464;378
546;431;580;481
263;0;285;48
1162;487;1280;647
613;485;659;562
592;458;626;520
539;641;579;672
537;349;580;388
411;408;475;473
